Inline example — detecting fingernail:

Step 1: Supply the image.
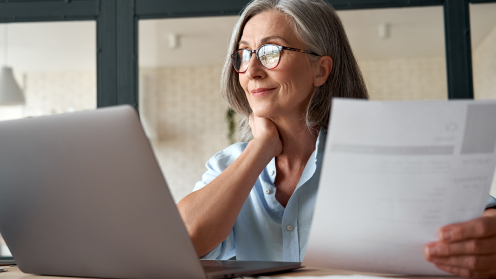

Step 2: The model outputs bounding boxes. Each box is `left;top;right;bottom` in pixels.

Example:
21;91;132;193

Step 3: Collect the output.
441;230;452;241
427;245;438;256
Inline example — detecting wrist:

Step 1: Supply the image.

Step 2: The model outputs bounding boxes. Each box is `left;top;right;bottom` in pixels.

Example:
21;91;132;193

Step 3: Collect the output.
247;138;279;160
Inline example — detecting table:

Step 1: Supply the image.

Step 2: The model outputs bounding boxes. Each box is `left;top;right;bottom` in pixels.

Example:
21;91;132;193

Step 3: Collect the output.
0;265;460;279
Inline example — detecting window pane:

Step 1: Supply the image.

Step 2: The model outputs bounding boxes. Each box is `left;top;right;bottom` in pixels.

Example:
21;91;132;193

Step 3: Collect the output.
338;6;447;101
470;2;496;198
0;21;96;257
139;17;238;202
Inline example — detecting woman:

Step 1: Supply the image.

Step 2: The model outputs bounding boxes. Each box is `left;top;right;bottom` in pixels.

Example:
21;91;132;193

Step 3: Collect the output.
177;0;496;277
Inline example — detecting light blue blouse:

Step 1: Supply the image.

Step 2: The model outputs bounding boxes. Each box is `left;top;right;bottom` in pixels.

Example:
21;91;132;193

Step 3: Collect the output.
193;130;496;262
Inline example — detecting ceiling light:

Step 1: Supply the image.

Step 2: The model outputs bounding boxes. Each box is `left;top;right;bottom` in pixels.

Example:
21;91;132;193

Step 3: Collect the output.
0;24;25;106
168;33;180;50
378;23;390;40
0;67;25;105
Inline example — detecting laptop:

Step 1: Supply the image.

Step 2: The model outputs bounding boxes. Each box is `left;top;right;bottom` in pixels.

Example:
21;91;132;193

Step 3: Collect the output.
0;105;301;279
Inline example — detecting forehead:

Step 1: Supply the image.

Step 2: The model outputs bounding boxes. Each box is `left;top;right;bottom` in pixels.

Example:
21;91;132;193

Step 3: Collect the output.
240;10;299;46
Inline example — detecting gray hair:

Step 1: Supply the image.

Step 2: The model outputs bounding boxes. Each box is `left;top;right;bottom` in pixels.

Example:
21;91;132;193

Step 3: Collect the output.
220;0;369;141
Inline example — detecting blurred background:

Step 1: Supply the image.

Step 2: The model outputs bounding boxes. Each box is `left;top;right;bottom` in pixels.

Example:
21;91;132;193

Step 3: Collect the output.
1;2;496;258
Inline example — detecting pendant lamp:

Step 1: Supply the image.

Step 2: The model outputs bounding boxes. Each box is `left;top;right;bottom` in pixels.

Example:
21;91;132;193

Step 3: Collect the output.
0;24;25;106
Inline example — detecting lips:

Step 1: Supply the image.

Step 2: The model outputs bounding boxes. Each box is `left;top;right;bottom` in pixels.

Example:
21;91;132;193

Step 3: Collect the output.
250;87;276;96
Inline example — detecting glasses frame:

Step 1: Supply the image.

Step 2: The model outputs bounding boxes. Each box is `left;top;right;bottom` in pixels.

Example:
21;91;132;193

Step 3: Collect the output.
231;44;321;73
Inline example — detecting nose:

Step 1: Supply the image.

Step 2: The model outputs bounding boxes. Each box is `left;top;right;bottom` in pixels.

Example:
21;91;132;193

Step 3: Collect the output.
245;51;266;80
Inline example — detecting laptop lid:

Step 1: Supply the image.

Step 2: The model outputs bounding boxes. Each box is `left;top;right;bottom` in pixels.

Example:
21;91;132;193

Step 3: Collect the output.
0;106;206;279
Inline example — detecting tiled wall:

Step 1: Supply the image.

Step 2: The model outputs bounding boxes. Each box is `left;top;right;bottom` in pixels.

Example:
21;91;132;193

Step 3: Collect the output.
140;66;231;202
361;57;447;101
0;70;96;122
23;71;96;116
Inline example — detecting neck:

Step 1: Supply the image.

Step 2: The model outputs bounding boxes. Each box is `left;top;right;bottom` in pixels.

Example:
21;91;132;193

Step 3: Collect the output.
270;114;318;166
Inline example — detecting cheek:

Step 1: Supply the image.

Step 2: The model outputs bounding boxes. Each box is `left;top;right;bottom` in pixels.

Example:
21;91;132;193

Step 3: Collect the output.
238;74;250;94
278;65;314;97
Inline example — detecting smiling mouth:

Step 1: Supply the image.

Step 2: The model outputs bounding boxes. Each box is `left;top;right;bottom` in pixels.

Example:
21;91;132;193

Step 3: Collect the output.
251;87;277;96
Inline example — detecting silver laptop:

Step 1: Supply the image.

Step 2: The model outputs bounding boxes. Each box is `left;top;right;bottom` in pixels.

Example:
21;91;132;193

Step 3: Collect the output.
0;105;301;279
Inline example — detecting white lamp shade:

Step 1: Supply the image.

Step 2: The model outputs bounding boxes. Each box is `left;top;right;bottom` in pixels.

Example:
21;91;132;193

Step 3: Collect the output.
0;66;25;105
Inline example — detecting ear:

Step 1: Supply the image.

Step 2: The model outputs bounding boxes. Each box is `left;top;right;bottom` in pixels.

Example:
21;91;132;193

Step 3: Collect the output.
314;56;333;87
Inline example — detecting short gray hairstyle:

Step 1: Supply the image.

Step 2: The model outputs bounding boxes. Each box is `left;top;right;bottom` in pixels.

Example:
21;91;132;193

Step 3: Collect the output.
221;0;368;141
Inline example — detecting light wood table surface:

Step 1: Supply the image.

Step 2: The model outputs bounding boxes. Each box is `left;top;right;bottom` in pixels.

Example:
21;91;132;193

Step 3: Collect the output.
0;265;461;278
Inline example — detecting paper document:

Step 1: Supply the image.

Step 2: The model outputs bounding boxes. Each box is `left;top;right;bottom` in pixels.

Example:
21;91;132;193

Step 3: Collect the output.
304;99;496;275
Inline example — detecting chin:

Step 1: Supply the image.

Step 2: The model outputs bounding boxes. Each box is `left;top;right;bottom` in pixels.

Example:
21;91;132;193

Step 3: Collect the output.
251;107;278;119
249;100;279;116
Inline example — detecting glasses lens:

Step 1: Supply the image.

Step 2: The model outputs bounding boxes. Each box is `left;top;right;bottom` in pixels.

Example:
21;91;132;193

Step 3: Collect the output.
258;45;281;69
233;49;251;72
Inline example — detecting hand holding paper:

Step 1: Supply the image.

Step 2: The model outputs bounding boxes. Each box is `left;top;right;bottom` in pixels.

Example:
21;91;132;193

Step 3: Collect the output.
424;209;496;278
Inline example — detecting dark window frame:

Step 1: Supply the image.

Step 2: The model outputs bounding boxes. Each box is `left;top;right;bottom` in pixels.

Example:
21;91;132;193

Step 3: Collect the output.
1;0;496;262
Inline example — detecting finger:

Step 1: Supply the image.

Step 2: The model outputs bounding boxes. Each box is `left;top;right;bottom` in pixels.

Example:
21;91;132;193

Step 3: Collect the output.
435;263;496;279
427;254;496;271
425;237;496;256
439;216;496;242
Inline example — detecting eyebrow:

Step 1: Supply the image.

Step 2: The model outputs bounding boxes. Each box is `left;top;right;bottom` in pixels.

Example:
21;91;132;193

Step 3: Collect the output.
238;36;290;47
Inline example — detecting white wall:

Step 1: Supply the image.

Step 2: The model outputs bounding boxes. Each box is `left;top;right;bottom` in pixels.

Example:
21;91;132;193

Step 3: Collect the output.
0;21;96;72
474;21;496;100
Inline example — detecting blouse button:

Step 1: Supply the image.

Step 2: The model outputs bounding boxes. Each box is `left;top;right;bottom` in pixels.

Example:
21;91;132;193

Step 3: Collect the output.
269;170;275;175
264;188;270;194
286;225;293;231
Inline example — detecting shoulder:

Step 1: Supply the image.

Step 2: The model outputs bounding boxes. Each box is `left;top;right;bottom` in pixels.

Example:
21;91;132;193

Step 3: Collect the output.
206;142;248;172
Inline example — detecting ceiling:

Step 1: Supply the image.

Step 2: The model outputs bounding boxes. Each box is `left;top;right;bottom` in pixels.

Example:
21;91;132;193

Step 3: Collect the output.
0;3;495;72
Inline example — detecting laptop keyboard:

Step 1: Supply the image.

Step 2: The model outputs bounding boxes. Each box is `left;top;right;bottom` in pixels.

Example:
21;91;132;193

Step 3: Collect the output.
203;265;243;272
201;260;246;273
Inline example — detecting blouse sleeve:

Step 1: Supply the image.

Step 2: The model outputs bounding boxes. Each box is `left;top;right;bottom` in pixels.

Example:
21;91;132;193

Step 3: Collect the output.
487;195;496;209
191;142;248;260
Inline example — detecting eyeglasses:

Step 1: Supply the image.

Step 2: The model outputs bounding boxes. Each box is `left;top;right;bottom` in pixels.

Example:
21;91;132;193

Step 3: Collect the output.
231;44;321;73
